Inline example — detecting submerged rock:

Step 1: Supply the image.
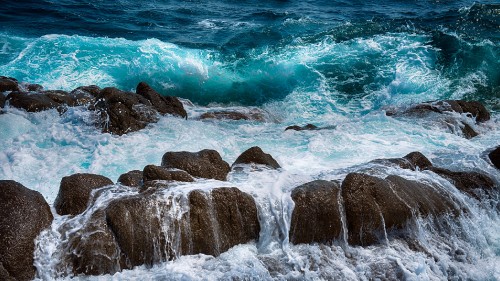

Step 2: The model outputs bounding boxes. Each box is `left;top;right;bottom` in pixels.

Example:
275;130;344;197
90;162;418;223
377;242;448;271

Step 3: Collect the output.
117;170;143;188
200;110;265;121
289;180;342;244
65;186;260;275
0;180;53;281
161;149;231;181
489;146;500;170
285;124;318;131
143;165;194;183
341;173;459;246
136;82;187;118
232;146;281;169
54;173;113;216
386;100;490;139
7;91;59;112
0;76;19;93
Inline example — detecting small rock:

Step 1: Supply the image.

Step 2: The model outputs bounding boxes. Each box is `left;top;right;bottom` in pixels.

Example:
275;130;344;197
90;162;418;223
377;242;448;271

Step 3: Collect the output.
200;110;264;121
488;146;500;170
0;180;53;281
161;149;230;181
54;173;113;216
117;170;143;188
285;124;318;131
232;146;280;169
143;165;194;183
0;77;19;92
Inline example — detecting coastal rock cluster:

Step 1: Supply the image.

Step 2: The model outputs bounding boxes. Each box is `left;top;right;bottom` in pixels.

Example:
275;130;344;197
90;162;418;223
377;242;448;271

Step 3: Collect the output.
1;146;498;279
0;76;493;139
1;77;499;279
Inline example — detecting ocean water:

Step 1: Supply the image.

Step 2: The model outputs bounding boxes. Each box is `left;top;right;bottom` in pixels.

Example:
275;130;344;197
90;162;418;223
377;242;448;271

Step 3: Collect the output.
0;1;499;280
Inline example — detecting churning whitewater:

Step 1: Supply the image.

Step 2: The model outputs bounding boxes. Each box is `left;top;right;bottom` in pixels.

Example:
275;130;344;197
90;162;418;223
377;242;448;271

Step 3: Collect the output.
0;0;499;280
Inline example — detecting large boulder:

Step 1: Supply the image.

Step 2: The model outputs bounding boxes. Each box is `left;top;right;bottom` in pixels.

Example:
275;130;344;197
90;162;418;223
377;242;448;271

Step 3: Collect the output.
0;180;53;281
428;167;496;199
289;180;342;244
341;173;459;246
7;91;59;112
161;149;230;181
43;90;75;106
489;146;500;170
136;82;187;118
65;186;260;274
143;165;194;183
232;146;281;169
0;77;19;92
94;87;158;135
117;170;143;188
54;173;113;216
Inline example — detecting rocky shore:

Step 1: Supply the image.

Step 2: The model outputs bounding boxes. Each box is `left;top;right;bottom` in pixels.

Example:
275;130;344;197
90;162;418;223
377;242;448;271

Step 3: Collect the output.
1;77;499;280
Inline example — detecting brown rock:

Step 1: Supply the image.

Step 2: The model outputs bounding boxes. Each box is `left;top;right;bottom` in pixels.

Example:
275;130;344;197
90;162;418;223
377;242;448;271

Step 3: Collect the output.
0;94;5;108
54;173;113;216
285;124;318;131
161;149;230;181
232;146;280;169
0;180;53;281
0;77;19;92
429;167;495;199
7;91;59;112
117;170;143;187
289;180;342;244
341;173;459;246
143;165;194;183
200;110;264;121
43;90;75;106
488;146;500;170
136;82;187;118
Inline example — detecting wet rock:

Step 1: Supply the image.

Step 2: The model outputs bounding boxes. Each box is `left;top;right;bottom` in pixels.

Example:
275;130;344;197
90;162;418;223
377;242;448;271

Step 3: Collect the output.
0;262;16;281
25;83;43;92
428;167;495;200
0;180;53;281
64;210;123;275
136;82;187;118
161;149;230;181
71;85;101;98
54;173;113;216
43;90;76;106
103;187;260;268
7;91;59;112
489;146;500;170
94;87;159;135
374;151;433;171
0;94;5;108
289;180;342;244
143;165;194;183
452;100;490;122
232;146;280;169
200;110;264;121
185;187;260;256
0;76;19;92
285;124;318;131
117;170;143;188
341;173;459;246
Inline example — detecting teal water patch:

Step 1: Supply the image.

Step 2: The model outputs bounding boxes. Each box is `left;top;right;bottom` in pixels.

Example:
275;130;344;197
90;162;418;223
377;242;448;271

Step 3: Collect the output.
0;30;498;112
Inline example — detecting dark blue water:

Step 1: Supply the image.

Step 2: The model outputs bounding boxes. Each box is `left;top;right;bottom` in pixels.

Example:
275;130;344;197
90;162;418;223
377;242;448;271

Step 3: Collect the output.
1;0;499;107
